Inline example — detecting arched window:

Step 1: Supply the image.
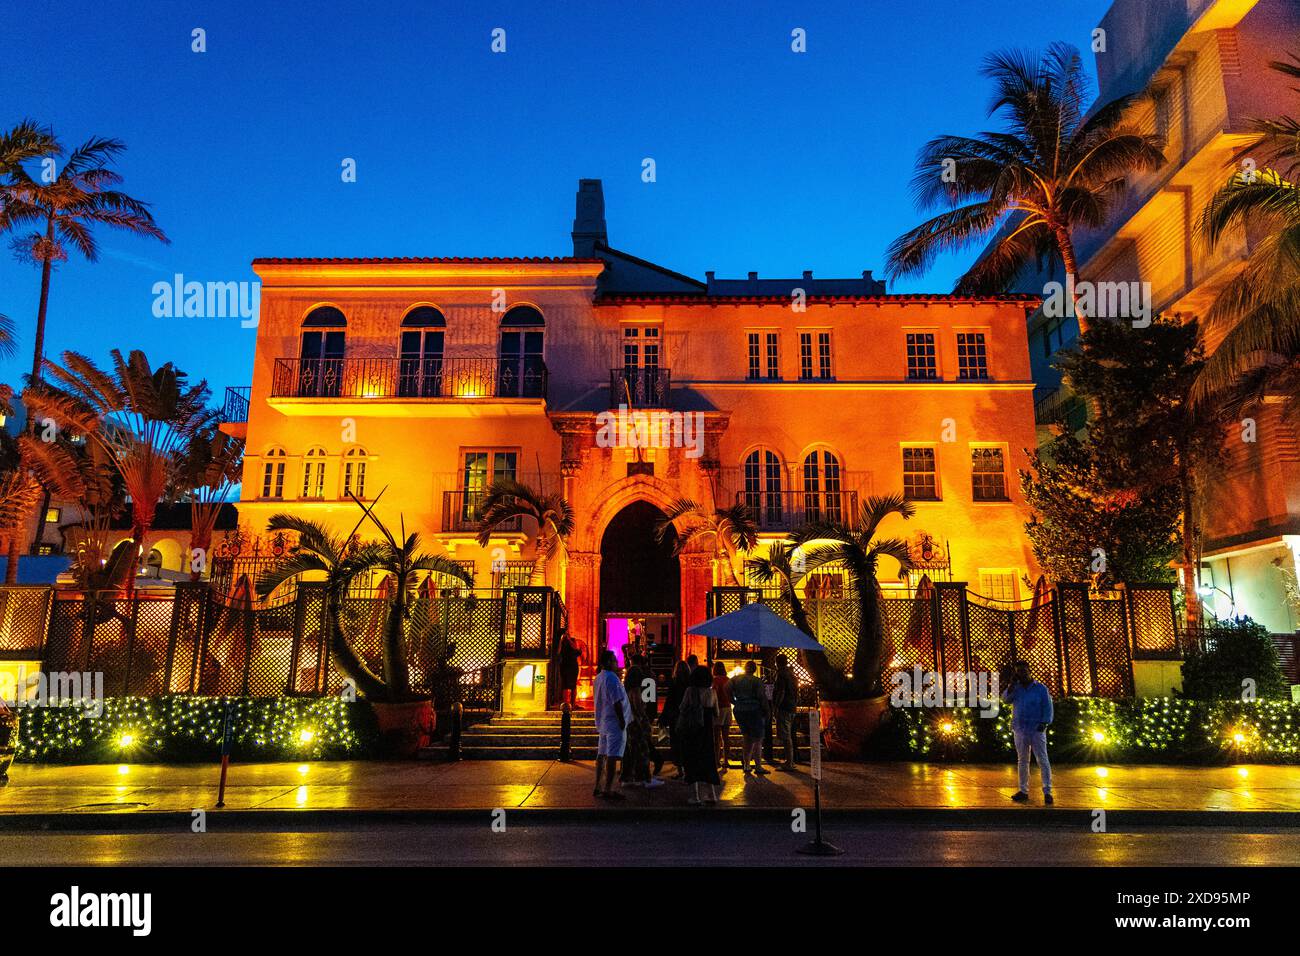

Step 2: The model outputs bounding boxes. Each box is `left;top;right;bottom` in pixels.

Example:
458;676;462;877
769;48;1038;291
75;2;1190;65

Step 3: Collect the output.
744;448;784;526
498;306;545;398
261;448;287;499
342;448;368;500
399;307;445;397
301;447;327;499
299;307;347;397
803;449;843;524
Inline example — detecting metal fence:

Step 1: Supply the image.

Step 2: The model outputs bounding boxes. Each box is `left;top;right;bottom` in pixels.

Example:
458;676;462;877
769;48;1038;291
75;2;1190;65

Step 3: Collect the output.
4;583;560;705
706;582;1182;698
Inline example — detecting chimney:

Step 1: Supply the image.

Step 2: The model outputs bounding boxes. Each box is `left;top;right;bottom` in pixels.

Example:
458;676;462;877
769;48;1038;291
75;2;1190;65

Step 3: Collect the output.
572;179;608;257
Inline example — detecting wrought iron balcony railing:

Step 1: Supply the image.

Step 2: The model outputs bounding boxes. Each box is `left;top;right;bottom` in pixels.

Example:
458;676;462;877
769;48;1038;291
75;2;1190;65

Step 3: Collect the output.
271;356;548;401
610;366;671;408
441;490;524;533
734;489;859;532
222;386;250;423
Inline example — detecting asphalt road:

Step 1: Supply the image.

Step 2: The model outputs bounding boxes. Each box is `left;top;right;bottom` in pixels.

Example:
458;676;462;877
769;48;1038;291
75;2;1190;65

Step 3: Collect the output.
3;819;1297;866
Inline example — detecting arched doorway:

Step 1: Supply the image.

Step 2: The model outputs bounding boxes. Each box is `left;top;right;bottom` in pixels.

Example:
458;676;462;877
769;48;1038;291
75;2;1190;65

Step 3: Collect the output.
599;501;681;666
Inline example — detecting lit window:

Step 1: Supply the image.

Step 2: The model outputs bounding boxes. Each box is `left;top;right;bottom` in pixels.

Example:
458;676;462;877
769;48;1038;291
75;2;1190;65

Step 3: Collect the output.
902;447;938;500
261;448;287;499
744;448;784;523
906;332;938;379
44;507;61;525
957;332;989;380
817;332;832;379
765;332;780;379
342;448;368;499
978;570;1019;603
971;447;1008;501
798;331;833;380
802;450;842;523
461;450;517;523
301;447;327;499
747;333;761;380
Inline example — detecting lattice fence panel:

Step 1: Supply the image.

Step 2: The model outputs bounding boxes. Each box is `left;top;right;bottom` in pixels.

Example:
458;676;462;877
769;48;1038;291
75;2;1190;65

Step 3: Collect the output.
0;586;52;653
1058;587;1093;694
86;597;135;694
167;585;208;693
1009;598;1063;695
293;586;330;695
1127;586;1178;657
1089;595;1134;697
45;596;88;674
879;597;936;677
937;586;967;674
247;600;298;696
123;597;174;696
202;597;253;695
966;601;1013;677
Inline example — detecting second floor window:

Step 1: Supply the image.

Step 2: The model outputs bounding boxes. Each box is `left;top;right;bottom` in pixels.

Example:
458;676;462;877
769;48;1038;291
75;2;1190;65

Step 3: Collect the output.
462;450;517;522
744;448;784;523
906;333;937;380
802;449;842;523
957;332;989;380
971;447;1008;501
261;448;287;499
342;448;368;499
799;331;833;379
301;447;327;499
623;325;660;369
902;446;938;501
747;332;780;379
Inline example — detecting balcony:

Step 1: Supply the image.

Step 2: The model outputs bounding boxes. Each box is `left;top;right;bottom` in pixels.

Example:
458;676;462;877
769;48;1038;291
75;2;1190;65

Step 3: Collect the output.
270;356;548;410
1034;387;1087;434
734;489;859;532
610;367;671;408
222;386;250;423
441;490;523;534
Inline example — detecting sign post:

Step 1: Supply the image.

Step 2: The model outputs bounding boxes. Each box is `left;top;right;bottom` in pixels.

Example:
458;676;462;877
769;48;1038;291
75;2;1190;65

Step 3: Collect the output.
215;702;234;808
797;705;843;856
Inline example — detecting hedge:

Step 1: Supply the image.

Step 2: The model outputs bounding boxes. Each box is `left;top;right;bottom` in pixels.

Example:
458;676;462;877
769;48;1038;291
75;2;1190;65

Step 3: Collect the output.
871;696;1300;764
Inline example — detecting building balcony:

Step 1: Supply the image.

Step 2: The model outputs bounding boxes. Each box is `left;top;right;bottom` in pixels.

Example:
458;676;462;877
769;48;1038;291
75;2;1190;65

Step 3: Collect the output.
441;490;524;533
268;356;548;415
1034;386;1087;434
218;386;250;438
610;367;671;408
733;489;860;532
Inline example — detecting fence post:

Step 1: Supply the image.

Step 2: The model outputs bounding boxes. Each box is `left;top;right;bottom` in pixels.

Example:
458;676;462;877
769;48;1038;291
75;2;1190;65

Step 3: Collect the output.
122;592;141;696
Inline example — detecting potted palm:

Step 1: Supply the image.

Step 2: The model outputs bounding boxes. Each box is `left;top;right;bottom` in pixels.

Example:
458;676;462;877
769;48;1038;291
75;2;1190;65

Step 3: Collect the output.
256;499;473;756
771;495;915;757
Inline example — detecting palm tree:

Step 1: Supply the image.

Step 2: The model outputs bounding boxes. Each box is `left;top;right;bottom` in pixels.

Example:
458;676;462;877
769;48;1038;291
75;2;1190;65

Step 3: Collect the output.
785;495;916;699
25;350;211;558
256;509;473;702
1;135;167;382
170;423;244;581
886;43;1164;333
655;498;758;587
474;478;574;587
1193;51;1300;404
0;120;59;228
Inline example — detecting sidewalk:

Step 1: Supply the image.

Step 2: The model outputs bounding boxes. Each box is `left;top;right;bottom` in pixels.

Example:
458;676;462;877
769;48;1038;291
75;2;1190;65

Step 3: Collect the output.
2;760;1299;826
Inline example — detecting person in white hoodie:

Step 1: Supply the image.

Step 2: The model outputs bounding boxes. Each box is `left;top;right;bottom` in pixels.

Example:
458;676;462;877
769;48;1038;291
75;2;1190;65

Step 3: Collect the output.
592;650;629;799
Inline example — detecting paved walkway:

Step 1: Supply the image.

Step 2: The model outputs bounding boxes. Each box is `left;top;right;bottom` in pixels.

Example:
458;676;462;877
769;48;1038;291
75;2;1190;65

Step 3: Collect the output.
2;760;1298;818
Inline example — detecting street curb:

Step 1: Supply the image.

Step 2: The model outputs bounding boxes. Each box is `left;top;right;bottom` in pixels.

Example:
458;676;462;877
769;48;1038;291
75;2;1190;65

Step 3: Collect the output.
1;806;1297;831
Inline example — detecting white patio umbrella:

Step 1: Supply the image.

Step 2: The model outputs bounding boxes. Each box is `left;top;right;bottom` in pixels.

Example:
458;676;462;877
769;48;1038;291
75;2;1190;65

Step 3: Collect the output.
687;601;826;652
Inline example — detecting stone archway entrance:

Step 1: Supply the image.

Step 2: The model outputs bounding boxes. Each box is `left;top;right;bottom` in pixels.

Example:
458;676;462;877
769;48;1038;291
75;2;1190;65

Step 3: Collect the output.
598;501;681;665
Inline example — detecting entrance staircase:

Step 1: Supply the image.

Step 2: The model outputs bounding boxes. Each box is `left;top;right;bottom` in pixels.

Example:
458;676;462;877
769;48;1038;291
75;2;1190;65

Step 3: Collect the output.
420;709;813;762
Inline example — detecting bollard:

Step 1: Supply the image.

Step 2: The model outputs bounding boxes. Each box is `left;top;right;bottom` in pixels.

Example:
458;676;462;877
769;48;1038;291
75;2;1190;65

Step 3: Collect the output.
559;698;572;762
449;702;463;762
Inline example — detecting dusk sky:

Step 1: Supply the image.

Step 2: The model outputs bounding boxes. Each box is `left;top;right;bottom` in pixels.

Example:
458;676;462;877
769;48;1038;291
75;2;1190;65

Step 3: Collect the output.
3;0;1110;396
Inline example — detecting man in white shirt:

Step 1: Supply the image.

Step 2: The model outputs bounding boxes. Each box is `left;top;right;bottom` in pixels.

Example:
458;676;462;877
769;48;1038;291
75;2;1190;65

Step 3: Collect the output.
592;649;628;799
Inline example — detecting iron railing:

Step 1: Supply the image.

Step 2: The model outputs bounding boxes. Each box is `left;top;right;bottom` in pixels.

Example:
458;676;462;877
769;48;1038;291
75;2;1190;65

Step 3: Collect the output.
271;356;548;401
222;386;251;423
610;367;671;407
441;490;523;533
733;489;859;531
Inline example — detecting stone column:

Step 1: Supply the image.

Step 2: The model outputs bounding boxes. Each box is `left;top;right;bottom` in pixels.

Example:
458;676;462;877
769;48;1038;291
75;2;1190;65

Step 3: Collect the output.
679;550;715;662
565;550;602;660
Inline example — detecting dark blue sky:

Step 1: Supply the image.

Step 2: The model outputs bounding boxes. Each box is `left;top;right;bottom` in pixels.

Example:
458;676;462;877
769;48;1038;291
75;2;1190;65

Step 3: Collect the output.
2;0;1110;395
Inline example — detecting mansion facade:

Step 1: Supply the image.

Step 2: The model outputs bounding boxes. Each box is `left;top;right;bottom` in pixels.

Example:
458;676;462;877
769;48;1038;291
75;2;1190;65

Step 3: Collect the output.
223;180;1041;664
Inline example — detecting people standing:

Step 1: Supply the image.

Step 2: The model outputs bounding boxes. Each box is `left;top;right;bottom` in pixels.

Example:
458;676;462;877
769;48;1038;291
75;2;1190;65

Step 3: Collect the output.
728;660;769;776
678;664;721;804
711;661;732;774
1001;659;1054;805
558;631;583;707
772;654;799;771
621;653;663;788
660;660;691;779
592;649;629;799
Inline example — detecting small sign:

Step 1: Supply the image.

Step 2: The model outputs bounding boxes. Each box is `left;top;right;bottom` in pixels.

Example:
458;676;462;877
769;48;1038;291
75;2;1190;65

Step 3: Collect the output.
220;703;235;756
808;708;822;781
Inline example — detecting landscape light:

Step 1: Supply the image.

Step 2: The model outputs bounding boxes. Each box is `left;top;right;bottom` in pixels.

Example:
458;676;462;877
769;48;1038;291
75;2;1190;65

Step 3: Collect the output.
1091;728;1107;744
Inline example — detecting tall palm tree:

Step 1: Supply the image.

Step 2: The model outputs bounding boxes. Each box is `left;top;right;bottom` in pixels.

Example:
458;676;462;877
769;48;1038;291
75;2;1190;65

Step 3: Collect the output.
25;350;210;557
886;43;1164;332
256;510;472;702
1;135;167;381
655;498;758;587
1193;52;1300;404
474;478;574;587
0;120;59;228
786;495;915;699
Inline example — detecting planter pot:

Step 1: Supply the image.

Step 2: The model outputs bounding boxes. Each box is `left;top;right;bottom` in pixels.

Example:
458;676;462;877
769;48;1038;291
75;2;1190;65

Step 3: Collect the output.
0;710;17;785
819;695;890;759
371;699;435;758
